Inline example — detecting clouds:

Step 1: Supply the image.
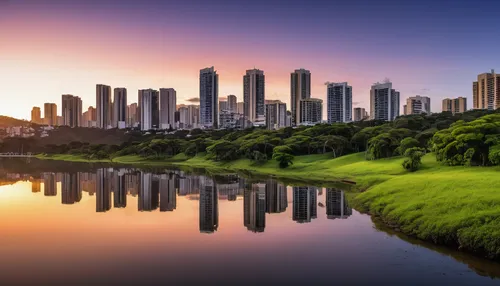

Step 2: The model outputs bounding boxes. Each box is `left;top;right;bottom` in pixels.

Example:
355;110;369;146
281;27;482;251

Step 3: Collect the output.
186;97;200;103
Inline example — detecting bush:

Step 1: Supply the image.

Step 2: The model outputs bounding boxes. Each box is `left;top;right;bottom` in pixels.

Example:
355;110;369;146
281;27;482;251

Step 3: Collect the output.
402;147;425;172
272;145;294;168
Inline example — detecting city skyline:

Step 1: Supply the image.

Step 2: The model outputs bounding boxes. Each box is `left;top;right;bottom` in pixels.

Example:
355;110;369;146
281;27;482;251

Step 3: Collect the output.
1;0;496;120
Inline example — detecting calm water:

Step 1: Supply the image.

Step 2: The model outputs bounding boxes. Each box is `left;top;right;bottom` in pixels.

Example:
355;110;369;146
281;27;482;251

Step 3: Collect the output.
0;160;499;285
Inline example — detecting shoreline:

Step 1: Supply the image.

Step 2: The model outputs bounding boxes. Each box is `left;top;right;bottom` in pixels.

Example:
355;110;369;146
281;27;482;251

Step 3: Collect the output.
34;152;500;261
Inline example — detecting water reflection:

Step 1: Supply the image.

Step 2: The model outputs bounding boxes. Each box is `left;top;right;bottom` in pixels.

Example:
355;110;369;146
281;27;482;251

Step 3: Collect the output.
10;168;353;234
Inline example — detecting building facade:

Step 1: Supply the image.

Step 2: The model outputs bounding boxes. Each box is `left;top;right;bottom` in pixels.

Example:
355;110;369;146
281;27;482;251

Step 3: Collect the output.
265;100;287;130
159;88;176;130
291;69;311;126
31;107;41;124
96;84;112;129
243;69;265;125
442;97;467;114
44;103;57;126
61;94;82;127
473;70;500;110
139;89;160;131
227;95;237;113
327;82;352;123
405;95;431;115
299;98;322;125
127;103;138;128
113;88;127;129
370;82;400;121
199;67;219;129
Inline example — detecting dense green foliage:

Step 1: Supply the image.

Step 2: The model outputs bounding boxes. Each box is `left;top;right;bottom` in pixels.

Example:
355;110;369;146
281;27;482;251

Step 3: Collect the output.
32;110;500;167
402;147;425;172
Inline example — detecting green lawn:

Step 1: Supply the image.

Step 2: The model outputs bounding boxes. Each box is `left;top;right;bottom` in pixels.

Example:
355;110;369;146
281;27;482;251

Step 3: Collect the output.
35;151;500;258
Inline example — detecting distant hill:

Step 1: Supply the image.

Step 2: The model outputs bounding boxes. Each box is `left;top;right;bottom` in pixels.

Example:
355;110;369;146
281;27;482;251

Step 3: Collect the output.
0;116;29;128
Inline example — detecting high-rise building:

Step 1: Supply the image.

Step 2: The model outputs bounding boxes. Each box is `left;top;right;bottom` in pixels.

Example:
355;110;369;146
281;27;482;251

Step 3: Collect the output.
370;82;400;121
292;186;317;223
138;89;160;131
299;98;322;125
199;67;218;129
265;179;287;214
219;100;228;113
61;94;82;127
243;69;265;125
113;88;127;129
199;177;218;233
327;82;352;123
227;95;237;113
31;107;41;124
237;102;244;114
139;172;159;211
96;84;112;129
243;184;266;233
291;69;311;125
405;95;431;115
31;179;41;193
353;107;368;121
127;103;138;127
442;97;467;114
473;70;500;110
159;88;176;130
326;188;352;219
265;100;287;130
44;103;57;126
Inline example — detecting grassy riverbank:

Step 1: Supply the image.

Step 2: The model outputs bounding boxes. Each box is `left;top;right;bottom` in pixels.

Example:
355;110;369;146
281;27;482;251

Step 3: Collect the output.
36;152;500;259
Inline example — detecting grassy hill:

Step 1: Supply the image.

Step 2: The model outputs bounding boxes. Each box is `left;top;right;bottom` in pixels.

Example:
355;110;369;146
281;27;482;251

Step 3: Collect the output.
0;115;29;128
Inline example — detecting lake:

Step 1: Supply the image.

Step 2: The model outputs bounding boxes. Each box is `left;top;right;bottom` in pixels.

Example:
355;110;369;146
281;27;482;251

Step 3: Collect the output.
0;159;499;285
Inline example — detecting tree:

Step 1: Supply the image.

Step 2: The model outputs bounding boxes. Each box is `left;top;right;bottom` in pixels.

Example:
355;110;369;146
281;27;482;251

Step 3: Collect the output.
272;146;294;168
397;137;420;155
320;135;349;158
206;140;240;161
402;147;425;172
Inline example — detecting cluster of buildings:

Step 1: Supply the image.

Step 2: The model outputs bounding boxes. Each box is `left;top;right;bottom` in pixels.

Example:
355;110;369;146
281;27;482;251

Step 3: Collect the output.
24;169;352;233
29;68;499;132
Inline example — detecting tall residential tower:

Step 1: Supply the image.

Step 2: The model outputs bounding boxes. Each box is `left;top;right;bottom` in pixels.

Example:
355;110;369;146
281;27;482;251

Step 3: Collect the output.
370;82;400;121
199;67;219;129
291;69;311;126
327;82;352;123
243;69;265;125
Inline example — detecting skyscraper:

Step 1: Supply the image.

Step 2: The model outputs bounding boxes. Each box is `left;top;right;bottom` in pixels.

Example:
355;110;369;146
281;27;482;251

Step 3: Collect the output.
243;184;266;233
326;188;352;219
127;103;138;127
44;103;57;126
291;69;311;125
405;95;431;115
199;67;219;129
353;107;368;121
237;102;244;114
31;107;41;124
243;69;265;125
370;82;400;121
43;173;57;196
199;177;218;233
299;98;322;125
227;95;237;113
442;97;467;114
61;94;82;127
138;89;160;131
62;173;81;205
114;172;127;208
113;88;127;129
473;70;500;110
159;88;176;130
265;100;287;130
327;82;352;123
96;84;112;129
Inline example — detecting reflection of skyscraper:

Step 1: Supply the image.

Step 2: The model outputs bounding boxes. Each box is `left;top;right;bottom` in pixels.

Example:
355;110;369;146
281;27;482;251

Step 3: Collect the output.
125;173;140;197
62;173;81;204
96;169;111;212
292;187;317;223
43;173;57;196
326;188;352;219
114;172;127;208
31;179;41;193
139;173;159;211
160;174;176;211
79;172;97;196
199;177;218;233
244;184;266;233
265;179;287;213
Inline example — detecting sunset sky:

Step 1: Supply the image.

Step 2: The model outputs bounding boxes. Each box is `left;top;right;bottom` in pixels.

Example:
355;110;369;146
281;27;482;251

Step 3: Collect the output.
0;0;498;120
